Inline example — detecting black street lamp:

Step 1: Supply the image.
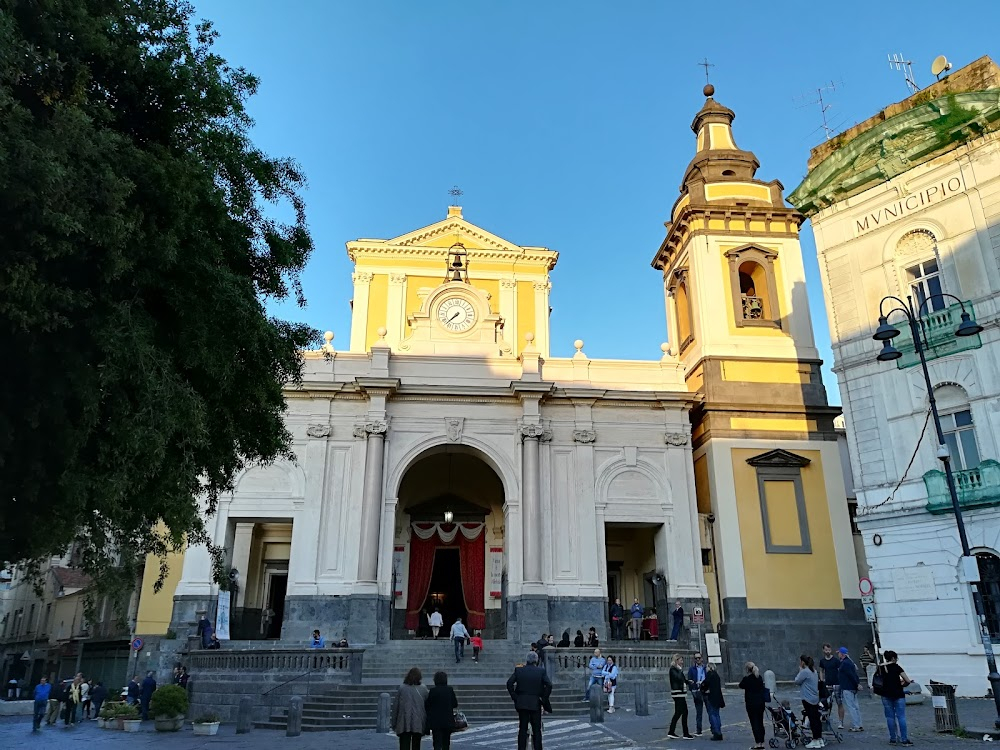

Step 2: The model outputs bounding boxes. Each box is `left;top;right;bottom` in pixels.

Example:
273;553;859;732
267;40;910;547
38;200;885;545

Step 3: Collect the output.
873;292;998;723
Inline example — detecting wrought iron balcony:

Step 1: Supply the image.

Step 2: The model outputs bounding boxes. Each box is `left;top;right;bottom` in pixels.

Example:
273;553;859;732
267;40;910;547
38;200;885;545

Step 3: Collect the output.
924;459;1000;514
892;300;983;369
741;294;764;320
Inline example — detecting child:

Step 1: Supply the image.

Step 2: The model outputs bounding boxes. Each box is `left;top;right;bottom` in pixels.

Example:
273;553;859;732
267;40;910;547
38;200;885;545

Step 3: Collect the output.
471;631;484;663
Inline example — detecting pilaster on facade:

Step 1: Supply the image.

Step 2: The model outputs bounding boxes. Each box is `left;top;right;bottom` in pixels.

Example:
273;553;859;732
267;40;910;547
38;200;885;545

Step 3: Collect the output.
532;281;552;358
350;271;374;352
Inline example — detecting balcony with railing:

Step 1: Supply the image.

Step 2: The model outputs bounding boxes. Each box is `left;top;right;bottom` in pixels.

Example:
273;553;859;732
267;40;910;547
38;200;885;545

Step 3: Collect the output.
892;300;983;369
924;459;1000;514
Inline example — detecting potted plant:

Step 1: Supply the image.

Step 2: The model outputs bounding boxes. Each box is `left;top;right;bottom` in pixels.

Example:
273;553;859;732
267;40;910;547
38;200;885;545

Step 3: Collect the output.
116;702;141;731
150;684;189;732
193;713;221;736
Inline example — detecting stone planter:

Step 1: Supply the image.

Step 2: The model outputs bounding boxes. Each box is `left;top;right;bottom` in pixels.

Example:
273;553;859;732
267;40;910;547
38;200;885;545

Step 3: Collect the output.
154;714;184;732
122;719;142;733
193;721;220;736
115;717;125;730
96;718;106;729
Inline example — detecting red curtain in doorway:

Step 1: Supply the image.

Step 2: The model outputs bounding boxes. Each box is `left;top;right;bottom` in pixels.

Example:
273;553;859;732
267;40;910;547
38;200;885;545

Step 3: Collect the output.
405;532;436;630
458;529;485;630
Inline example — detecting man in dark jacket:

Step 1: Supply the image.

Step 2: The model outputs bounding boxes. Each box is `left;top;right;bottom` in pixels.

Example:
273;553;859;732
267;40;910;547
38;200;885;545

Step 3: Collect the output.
90;681;108;720
609;598;624;640
686;652;708;735
819;643;843;728
837;647;863;731
126;675;140;705
507;652;552;750
139;671;156;720
701;663;726;741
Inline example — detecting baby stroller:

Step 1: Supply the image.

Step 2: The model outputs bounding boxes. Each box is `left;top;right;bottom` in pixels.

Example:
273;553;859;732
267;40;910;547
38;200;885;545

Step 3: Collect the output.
768;702;805;749
816;696;843;744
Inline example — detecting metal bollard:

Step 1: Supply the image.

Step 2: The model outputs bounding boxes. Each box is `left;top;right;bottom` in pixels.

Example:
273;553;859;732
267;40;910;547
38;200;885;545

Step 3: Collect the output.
376;692;391;734
543;645;557;684
286;696;303;737
236;695;253;734
589;683;604;723
634;681;649;716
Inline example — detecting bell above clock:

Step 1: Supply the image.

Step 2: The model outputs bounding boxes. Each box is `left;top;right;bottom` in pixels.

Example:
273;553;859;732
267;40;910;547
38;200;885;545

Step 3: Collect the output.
446;243;469;284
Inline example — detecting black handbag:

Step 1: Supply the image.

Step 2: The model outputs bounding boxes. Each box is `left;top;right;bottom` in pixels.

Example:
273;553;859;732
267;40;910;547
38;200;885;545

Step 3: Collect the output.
872;669;885;696
453;710;469;731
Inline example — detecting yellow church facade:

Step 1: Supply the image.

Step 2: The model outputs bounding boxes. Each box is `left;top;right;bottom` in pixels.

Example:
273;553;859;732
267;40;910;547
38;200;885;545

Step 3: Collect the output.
148;86;865;674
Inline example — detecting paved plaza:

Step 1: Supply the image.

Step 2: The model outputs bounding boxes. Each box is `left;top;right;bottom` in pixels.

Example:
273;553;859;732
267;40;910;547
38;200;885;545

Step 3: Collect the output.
3;694;995;750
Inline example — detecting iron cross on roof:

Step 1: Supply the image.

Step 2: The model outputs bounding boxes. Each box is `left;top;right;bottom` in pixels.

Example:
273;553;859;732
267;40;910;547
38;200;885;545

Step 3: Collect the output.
698;57;715;85
448;185;463;202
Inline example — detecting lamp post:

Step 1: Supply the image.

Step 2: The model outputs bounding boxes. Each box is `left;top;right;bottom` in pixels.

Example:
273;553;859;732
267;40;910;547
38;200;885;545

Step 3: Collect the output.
872;292;999;723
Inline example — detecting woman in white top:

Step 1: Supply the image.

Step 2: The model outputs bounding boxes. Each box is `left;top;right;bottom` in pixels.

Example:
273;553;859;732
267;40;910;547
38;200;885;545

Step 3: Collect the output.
602;656;620;713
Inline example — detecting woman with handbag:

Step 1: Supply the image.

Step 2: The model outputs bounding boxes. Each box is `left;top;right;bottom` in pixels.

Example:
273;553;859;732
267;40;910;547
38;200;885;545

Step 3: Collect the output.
877;651;913;746
739;661;768;750
393;668;428;750
426;671;461;750
602;655;620;713
668;653;694;739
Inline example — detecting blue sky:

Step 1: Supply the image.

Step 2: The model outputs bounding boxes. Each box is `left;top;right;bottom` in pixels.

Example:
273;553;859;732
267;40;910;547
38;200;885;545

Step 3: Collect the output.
192;0;998;405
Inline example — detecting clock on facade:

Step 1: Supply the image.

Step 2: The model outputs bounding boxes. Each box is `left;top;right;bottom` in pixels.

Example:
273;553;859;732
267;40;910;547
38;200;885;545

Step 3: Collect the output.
437;296;477;333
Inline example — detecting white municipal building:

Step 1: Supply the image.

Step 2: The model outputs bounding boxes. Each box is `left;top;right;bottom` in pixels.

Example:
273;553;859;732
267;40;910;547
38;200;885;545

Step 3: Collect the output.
160;87;867;674
790;56;1000;695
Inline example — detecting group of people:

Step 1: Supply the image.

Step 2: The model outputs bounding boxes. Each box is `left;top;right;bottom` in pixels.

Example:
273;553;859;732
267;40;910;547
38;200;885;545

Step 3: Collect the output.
723;644;912;750
609;599;686;641
393;652;554;750
309;629;350;648
667;651;725;740
31;672;109;731
125;671;159;720
583;649;621;712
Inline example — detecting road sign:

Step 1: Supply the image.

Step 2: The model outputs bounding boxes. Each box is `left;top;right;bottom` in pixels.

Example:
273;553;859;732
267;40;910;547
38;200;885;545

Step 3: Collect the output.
692;606;705;624
859;577;874;596
863;603;877;623
131;637;144;652
861;595;875;604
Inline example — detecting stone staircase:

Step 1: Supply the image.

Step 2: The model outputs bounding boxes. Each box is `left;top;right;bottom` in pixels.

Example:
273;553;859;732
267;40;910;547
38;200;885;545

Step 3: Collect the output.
255;683;589;732
251;639;691;732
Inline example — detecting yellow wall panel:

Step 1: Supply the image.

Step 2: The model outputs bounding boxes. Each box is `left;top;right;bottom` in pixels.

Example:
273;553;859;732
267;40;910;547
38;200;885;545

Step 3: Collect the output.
730;448;843;610
721;360;810;384
762;480;802;547
135;550;185;635
705;182;771;203
694;454;712;514
516;281;535;345
364;273;390;348
729;417;817;432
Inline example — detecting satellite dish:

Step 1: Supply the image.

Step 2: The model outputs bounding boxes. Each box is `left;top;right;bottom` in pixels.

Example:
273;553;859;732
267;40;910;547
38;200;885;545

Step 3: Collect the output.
931;55;952;78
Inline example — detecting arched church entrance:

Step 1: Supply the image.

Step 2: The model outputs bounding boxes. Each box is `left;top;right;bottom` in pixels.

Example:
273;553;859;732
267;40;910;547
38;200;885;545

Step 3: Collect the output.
391;449;506;640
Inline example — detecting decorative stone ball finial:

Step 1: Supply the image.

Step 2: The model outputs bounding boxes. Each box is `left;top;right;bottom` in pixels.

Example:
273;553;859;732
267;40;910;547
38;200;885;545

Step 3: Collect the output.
524;332;534;344
376;326;387;342
324;331;334;344
574;339;584;352
703;83;715;98
660;342;670;354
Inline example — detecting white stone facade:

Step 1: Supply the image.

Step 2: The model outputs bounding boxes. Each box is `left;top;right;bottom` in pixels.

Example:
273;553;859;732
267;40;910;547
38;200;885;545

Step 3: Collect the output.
805;128;1000;695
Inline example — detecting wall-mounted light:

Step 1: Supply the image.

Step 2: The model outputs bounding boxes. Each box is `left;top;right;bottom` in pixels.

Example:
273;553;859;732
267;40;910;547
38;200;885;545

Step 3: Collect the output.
444;511;454;524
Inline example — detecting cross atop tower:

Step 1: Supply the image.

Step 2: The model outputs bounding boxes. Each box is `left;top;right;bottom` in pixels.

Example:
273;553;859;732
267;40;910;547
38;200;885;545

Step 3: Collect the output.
448;185;464;203
698;57;715;85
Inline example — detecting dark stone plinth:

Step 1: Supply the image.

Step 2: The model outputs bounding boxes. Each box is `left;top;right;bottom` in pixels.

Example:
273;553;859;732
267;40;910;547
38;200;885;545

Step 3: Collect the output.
236;695;252;734
634;681;649;716
507;595;548;642
589;684;604;723
286;696;302;737
718;598;869;682
376;692;391;734
283;594;391;644
547;597;608;643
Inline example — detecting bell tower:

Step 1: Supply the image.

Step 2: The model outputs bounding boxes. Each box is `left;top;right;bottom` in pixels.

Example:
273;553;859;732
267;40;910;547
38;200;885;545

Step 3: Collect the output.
650;86;862;671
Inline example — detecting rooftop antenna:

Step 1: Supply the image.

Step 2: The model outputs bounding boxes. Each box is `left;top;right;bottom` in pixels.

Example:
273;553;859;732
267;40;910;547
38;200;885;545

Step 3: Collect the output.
888;53;919;93
796;81;840;141
931;55;953;81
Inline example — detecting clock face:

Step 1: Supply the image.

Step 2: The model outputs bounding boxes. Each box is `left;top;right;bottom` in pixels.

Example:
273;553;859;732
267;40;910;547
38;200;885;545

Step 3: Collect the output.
437;296;477;333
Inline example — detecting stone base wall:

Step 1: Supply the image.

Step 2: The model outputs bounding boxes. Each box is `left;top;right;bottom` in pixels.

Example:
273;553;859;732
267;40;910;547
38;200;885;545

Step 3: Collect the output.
719;598;869;682
282;594;391;646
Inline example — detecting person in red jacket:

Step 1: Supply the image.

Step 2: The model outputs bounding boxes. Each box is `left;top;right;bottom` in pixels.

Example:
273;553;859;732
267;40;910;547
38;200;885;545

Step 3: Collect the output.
471;631;484;663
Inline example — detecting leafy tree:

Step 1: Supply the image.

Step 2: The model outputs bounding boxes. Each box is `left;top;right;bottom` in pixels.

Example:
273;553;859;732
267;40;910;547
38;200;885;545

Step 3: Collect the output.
0;0;317;599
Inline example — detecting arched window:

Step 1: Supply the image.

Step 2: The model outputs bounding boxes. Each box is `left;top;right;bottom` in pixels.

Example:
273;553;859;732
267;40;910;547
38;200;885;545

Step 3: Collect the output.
725;245;780;328
976;552;1000;640
935;385;981;471
896;229;944;313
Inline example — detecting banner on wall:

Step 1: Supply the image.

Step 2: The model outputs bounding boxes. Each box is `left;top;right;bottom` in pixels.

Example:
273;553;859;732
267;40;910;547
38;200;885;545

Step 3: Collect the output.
215;590;231;640
393;545;406;598
489;547;503;598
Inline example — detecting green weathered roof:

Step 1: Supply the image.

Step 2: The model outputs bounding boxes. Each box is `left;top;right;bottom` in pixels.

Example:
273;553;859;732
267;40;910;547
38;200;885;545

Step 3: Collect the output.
788;90;1000;217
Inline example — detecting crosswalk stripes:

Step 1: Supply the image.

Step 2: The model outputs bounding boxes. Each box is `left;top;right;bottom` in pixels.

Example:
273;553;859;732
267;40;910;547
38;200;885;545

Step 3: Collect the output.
451;718;636;748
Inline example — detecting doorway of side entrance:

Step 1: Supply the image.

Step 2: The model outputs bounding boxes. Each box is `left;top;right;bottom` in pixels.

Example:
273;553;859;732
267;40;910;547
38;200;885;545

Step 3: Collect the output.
422;548;467;636
605;523;664;641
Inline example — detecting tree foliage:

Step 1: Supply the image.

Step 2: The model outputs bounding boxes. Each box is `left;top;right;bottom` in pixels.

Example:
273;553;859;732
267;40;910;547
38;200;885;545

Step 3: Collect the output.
0;0;317;597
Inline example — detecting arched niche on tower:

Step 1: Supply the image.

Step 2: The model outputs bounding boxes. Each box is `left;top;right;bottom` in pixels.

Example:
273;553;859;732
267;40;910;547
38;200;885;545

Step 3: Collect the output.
724;244;781;329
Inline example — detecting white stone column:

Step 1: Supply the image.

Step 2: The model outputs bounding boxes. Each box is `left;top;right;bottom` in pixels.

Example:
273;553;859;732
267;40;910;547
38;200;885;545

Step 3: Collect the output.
357;420;388;583
173;543;213;598
532;281;551;357
520;424;544;585
386;273;407;349
349;271;374;352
